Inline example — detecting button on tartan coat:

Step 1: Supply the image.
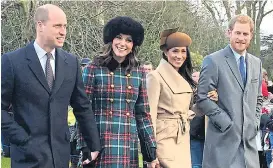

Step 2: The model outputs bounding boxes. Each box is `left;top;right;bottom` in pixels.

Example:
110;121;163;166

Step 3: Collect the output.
79;58;156;167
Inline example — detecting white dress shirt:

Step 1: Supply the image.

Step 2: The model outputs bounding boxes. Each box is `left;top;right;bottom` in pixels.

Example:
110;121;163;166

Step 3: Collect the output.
230;44;246;77
33;41;56;77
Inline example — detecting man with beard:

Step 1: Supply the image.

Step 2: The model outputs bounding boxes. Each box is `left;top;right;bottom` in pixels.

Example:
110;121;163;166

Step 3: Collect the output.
197;14;263;168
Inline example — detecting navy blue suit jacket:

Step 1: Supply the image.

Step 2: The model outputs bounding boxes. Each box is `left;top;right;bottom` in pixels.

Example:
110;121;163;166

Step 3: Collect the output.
1;42;100;168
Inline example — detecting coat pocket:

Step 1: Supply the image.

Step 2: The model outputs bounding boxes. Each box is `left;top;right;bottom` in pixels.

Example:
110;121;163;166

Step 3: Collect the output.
251;78;258;83
12;139;39;162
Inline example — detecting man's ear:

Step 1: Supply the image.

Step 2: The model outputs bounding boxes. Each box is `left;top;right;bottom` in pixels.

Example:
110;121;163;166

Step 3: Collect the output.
226;29;232;38
37;21;44;32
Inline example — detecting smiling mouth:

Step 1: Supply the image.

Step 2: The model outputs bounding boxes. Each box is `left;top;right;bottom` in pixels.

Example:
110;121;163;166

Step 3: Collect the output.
116;46;127;51
174;58;182;62
57;37;64;40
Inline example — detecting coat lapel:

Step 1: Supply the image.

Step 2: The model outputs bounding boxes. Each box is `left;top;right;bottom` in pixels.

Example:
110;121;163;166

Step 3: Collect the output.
244;53;252;91
224;45;244;90
50;48;67;97
156;59;192;94
25;42;50;93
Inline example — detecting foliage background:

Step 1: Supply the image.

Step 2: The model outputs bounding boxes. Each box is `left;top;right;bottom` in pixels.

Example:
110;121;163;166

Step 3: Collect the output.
1;0;272;77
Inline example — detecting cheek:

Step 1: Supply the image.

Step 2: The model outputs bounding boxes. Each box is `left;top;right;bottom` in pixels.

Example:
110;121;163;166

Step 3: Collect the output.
127;43;133;51
182;53;187;60
168;55;177;65
167;54;174;62
246;37;251;42
112;40;117;47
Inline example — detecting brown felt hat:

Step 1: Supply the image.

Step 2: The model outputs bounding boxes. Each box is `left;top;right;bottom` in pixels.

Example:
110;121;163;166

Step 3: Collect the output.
160;27;192;50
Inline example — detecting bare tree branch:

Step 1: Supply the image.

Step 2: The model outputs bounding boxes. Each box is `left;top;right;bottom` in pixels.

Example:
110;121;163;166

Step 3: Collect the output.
262;9;273;18
222;0;231;20
202;0;219;26
235;1;244;14
257;0;268;27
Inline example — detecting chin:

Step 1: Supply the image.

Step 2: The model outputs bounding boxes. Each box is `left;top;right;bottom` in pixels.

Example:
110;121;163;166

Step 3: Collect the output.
115;53;128;58
236;48;245;53
55;43;64;48
173;64;181;69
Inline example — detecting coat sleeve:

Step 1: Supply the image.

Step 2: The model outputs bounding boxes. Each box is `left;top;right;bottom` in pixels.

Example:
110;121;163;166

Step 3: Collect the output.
255;60;263;130
146;71;160;137
1;54;30;145
135;70;157;162
70;59;100;152
196;56;233;133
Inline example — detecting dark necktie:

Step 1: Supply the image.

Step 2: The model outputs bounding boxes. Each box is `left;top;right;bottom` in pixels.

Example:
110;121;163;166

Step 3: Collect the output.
239;56;246;86
46;53;54;90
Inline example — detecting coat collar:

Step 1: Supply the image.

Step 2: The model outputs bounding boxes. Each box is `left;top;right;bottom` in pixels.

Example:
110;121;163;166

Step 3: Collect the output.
26;42;51;93
106;56;130;72
224;45;252;91
25;42;67;95
156;59;192;94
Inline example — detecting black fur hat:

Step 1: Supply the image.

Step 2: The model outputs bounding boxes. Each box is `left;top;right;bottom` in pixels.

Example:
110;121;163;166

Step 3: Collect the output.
103;16;144;46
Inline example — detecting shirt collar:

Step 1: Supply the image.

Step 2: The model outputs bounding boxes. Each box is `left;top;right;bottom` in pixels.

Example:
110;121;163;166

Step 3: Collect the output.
229;44;246;62
34;40;55;60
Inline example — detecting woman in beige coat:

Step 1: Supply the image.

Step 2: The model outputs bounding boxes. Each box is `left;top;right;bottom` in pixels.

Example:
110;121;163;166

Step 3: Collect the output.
146;28;216;168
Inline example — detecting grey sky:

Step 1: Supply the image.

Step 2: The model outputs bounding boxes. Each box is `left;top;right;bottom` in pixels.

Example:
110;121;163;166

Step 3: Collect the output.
260;2;273;36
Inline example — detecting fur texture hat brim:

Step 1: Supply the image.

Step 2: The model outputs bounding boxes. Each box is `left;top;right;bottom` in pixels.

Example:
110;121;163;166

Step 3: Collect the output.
103;16;144;46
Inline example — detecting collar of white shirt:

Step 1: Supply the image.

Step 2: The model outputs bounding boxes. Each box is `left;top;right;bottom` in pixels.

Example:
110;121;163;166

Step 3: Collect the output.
229;44;246;63
33;41;56;60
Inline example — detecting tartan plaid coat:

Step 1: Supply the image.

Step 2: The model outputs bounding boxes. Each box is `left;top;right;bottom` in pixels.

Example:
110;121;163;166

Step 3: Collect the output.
78;58;156;167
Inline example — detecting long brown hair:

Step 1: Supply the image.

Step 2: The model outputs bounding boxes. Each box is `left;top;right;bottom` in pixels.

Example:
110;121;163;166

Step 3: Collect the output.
93;42;140;73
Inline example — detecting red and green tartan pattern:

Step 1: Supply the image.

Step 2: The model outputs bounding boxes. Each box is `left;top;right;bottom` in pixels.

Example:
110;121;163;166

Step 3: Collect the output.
79;63;156;167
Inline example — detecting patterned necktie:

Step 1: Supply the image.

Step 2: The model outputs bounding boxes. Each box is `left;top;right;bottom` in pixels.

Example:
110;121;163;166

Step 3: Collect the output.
46;53;54;90
239;56;246;86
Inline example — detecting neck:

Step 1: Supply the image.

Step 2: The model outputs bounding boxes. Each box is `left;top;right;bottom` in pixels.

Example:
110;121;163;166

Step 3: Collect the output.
230;45;246;56
36;37;54;53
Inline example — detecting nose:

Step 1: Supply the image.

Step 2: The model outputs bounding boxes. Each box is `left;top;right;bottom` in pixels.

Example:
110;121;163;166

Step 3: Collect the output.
59;26;66;36
176;52;184;59
238;34;245;41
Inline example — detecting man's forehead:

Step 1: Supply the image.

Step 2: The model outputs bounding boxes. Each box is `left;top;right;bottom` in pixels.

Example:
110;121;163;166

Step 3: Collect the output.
144;64;152;68
232;23;251;32
192;72;200;76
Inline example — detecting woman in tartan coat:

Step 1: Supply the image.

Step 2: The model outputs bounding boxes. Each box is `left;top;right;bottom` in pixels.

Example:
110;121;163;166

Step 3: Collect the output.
78;16;158;168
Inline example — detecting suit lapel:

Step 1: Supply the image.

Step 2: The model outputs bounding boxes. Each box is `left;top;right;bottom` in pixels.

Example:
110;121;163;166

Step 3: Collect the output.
26;42;50;93
50;48;67;97
244;53;252;90
224;45;244;90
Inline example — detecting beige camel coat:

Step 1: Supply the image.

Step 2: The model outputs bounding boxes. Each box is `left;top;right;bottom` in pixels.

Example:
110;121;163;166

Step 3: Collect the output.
146;59;194;168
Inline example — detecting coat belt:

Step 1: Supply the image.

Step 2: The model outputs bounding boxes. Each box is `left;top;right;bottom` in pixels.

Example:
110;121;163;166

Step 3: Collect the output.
157;113;187;144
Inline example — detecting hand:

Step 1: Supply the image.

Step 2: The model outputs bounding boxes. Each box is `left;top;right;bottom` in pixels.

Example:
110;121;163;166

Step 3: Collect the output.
207;89;218;101
91;151;99;161
82;158;91;165
147;159;160;168
82;151;99;165
188;110;196;120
